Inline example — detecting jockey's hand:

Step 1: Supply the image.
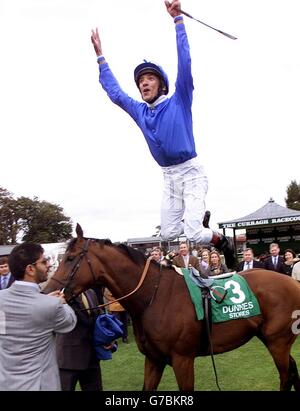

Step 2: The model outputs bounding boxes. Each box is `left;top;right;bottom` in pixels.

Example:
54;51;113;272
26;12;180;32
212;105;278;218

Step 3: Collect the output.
165;0;181;18
91;28;102;57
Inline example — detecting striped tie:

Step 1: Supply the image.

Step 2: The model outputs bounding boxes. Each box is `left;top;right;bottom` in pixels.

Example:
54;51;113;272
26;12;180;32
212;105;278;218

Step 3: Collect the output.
1;276;8;289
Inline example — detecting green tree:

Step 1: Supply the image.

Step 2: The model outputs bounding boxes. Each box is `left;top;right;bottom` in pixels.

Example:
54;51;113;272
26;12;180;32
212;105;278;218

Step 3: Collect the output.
285;180;300;211
0;186;73;244
0;188;20;244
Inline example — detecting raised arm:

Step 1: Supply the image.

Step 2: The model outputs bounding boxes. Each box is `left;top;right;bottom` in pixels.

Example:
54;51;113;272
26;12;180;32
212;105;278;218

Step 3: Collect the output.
91;28;102;57
90;26;141;123
166;0;193;105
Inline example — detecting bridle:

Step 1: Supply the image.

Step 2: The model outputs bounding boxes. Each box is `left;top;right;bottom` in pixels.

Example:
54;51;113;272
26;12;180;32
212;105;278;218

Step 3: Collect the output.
49;238;154;310
50;239;97;300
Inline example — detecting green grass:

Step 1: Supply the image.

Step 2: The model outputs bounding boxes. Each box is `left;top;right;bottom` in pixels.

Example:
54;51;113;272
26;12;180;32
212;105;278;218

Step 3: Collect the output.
101;325;300;391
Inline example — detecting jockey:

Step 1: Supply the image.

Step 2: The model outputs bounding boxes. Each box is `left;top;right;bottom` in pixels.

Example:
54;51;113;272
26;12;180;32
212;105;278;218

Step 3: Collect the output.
91;0;235;269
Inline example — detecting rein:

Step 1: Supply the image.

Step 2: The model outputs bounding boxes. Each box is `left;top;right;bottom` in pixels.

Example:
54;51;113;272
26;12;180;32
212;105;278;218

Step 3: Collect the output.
95;255;154;311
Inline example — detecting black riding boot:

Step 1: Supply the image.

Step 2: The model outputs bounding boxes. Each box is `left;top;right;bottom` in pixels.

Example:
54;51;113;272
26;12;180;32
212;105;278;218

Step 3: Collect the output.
211;232;236;269
202;210;211;228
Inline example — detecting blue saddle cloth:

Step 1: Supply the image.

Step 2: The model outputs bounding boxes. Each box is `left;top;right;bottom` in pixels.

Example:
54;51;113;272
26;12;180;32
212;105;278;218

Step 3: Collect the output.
93;314;124;360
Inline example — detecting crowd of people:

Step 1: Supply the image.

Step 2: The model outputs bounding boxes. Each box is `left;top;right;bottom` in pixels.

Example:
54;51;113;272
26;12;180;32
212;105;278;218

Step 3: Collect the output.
146;241;300;281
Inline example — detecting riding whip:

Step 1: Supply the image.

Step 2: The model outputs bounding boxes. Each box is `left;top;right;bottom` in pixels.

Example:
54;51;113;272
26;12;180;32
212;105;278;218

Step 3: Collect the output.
180;9;237;40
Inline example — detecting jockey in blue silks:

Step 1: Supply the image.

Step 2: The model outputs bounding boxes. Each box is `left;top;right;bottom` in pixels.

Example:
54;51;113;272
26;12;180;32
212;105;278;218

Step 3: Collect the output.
91;0;235;269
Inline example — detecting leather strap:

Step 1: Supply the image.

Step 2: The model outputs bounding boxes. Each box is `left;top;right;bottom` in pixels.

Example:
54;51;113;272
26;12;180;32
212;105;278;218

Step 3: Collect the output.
98;256;154;310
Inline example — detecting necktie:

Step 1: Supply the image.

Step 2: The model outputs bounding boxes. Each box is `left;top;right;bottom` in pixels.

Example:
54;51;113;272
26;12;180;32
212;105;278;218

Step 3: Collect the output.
1;276;8;289
273;257;277;268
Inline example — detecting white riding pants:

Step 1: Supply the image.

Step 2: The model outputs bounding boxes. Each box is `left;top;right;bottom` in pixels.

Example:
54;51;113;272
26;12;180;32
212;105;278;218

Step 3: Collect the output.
160;158;213;244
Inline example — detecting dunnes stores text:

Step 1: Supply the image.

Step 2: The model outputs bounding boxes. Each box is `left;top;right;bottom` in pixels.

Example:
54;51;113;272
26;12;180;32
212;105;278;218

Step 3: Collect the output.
220;216;300;229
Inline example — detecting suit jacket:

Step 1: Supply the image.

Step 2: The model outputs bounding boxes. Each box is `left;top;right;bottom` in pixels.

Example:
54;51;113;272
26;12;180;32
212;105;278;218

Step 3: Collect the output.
0;273;15;290
264;256;286;274
0;282;77;391
56;289;101;370
172;254;200;271
237;260;263;272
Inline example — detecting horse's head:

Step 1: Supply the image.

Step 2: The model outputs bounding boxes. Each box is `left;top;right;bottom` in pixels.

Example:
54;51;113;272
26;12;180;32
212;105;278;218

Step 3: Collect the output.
43;224;110;300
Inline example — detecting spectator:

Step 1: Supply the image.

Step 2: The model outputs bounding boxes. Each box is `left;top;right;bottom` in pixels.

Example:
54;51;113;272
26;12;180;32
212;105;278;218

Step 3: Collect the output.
90;0;235;269
282;249;299;276
104;288;129;343
56;289;103;391
236;248;263;272
264;243;285;274
150;247;168;266
0;243;76;391
173;241;200;271
0;256;15;290
199;248;211;270
209;250;229;276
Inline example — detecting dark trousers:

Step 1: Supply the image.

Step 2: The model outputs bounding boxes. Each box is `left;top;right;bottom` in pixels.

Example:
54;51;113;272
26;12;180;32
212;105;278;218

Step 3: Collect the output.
59;366;102;391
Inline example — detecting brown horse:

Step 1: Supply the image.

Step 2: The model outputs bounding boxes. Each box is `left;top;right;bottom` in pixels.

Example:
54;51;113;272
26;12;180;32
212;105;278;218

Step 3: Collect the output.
44;225;300;391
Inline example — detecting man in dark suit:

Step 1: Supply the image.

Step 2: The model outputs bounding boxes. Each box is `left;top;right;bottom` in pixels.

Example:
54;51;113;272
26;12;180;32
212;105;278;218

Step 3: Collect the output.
264;243;286;274
0;257;15;290
56;288;103;391
173;241;200;271
237;248;263;272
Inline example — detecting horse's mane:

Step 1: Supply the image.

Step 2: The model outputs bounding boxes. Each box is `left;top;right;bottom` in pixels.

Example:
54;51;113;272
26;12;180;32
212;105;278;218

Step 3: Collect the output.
117;243;147;266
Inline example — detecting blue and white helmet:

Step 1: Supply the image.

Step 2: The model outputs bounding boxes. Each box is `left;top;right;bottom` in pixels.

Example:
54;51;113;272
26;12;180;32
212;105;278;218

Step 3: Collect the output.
134;60;169;94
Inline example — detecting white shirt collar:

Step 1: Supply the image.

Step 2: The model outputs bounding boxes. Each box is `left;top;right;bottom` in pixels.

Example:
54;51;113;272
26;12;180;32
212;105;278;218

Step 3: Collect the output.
147;95;168;108
14;280;40;291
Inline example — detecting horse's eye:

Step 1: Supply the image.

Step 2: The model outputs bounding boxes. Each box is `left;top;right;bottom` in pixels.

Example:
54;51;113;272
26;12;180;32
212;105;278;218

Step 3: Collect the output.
66;255;75;262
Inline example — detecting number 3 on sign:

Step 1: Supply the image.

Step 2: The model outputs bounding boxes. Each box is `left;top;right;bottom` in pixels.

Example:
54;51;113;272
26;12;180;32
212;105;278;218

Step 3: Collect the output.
224;280;246;304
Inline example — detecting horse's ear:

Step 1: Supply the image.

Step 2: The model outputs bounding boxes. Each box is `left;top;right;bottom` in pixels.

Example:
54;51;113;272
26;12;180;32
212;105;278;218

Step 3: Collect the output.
76;223;84;239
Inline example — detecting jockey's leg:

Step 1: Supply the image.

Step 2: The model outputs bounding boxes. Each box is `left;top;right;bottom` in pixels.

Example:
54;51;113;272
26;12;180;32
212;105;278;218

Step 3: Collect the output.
160;170;184;240
210;232;236;269
202;210;211;228
182;160;236;269
182;161;212;244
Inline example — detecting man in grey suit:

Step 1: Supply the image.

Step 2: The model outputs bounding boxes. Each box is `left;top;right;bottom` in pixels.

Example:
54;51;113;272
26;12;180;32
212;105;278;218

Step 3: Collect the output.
0;243;77;391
